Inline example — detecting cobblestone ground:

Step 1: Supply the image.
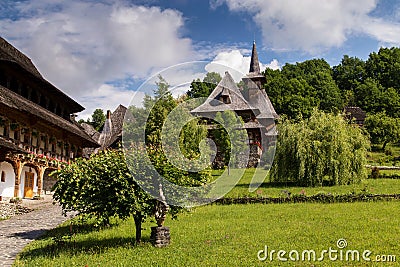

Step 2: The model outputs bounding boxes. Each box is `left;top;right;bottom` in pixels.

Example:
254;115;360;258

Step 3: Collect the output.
0;195;70;267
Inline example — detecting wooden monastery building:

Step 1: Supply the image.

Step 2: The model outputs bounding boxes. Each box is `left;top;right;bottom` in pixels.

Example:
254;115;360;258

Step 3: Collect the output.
191;42;278;167
0;37;99;200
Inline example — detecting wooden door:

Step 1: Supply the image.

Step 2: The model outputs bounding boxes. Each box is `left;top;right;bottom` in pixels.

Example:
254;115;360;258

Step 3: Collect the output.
24;172;34;198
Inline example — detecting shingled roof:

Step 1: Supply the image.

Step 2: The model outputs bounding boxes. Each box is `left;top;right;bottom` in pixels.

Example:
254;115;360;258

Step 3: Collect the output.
248;89;279;119
0;85;99;147
82;105;128;150
0;37;42;78
0;37;84;114
0;136;27;154
344;106;366;125
99;105;127;148
191;41;278;122
191;71;255;115
80;122;101;141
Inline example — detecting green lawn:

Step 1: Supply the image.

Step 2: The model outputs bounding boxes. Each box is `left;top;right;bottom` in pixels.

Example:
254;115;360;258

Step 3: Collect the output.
367;144;400;166
15;201;400;266
214;168;400;198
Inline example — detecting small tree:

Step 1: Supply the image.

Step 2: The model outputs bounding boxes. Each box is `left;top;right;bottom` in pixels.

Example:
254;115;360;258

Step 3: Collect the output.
364;112;400;150
212;110;248;168
88;108;106;131
271;109;370;186
52;149;154;243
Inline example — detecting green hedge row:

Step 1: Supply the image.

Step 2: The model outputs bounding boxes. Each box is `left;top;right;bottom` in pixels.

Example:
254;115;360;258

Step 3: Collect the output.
373;174;400;179
214;193;400;205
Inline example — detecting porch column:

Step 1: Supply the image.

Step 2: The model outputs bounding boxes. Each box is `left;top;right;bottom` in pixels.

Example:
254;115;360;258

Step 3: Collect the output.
36;166;46;196
13;159;23;198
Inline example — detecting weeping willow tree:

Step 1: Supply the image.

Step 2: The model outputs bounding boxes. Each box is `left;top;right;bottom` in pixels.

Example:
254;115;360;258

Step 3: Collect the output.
271;109;370;187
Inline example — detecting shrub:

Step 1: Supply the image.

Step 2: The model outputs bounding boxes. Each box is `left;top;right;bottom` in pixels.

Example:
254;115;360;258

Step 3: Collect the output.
270;109;370;186
371;167;380;179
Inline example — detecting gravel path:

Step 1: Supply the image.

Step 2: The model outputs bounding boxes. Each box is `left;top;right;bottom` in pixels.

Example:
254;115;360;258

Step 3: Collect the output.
0;195;70;267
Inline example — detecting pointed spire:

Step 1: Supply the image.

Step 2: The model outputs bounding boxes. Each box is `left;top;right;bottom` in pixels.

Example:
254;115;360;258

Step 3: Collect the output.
249;41;261;74
103;110;112;134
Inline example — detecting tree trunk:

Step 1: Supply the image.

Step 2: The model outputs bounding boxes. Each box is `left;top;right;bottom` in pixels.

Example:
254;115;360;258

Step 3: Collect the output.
382;141;388;151
134;213;142;244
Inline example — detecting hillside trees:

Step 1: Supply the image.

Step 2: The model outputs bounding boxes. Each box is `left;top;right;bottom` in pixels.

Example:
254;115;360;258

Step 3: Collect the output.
265;59;343;118
333;48;400;117
187;72;222;99
364;112;400;150
265;48;400;119
332;55;366;106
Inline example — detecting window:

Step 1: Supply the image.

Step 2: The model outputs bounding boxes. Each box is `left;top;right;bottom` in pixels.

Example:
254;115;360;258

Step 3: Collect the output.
21;84;28;98
220;95;231;104
0;71;7;87
1;171;5;182
10;77;18;92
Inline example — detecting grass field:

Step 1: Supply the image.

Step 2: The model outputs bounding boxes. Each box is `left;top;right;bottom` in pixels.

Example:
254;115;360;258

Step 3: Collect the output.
367;145;400;166
14;201;400;267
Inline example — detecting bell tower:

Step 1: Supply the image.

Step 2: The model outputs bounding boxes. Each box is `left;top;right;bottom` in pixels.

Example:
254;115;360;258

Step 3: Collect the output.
242;41;266;101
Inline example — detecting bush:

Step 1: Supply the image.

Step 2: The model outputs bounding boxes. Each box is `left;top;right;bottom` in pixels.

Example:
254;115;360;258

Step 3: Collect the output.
385;148;394;156
371;167;380;179
270;109;370;186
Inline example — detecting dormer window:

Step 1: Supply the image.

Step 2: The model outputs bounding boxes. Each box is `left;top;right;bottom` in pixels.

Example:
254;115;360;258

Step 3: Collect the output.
220;95;231;104
219;88;231;104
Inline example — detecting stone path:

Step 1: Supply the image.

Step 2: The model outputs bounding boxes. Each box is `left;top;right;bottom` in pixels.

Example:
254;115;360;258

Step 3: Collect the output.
0;195;70;267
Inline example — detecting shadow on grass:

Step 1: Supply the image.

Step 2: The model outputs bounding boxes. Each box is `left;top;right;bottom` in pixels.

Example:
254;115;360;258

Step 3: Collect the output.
18;236;151;261
17;220;150;261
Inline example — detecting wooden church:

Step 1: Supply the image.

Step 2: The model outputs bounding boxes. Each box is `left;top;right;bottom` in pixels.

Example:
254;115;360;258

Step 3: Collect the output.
191;42;278;167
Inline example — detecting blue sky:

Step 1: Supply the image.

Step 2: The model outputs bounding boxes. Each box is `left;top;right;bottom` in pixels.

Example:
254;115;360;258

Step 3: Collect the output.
1;0;400;119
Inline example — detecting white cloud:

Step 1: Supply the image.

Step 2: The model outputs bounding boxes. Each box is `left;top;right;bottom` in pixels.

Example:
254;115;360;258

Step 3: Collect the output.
137;61;211;99
361;18;400;47
76;84;145;121
205;49;280;81
0;1;195;98
213;0;400;53
267;59;280;70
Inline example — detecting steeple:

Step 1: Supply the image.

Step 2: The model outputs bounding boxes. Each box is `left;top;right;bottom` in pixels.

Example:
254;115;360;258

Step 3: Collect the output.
249;41;261;74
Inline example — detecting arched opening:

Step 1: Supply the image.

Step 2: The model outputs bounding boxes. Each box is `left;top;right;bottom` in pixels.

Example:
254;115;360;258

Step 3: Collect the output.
0;161;15;199
21;164;37;198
